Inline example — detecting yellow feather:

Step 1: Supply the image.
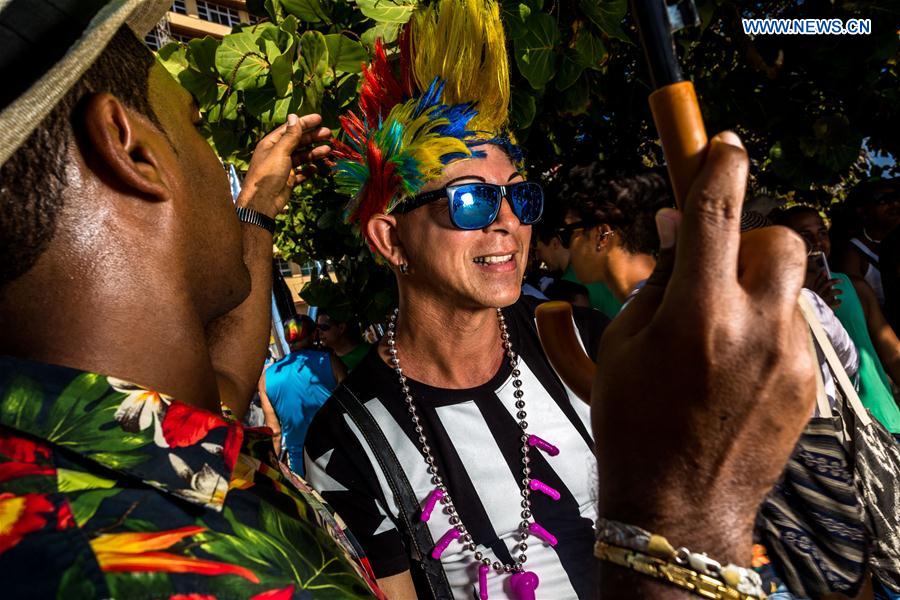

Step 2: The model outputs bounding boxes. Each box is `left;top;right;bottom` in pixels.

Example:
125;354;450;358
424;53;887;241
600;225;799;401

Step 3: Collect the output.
408;0;510;136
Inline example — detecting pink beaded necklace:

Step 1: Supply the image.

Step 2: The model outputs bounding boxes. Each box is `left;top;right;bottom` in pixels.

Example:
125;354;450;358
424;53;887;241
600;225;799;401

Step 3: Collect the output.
386;308;562;600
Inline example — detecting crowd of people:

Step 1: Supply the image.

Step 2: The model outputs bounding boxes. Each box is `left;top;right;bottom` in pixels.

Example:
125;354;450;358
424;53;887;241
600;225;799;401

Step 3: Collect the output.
1;0;898;599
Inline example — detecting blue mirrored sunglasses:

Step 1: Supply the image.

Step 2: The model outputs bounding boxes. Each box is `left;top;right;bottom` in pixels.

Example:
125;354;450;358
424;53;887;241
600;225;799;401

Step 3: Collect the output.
395;182;544;230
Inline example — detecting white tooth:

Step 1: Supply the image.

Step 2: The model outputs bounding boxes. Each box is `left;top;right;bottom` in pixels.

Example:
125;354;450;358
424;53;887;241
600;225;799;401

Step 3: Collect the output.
477;254;512;264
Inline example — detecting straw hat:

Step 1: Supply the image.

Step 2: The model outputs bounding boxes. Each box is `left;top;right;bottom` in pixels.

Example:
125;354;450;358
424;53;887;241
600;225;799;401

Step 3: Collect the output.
0;0;171;165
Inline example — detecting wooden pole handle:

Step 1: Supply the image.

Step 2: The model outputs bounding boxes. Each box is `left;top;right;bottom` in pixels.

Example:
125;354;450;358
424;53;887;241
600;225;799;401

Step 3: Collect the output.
648;81;708;209
535;302;596;404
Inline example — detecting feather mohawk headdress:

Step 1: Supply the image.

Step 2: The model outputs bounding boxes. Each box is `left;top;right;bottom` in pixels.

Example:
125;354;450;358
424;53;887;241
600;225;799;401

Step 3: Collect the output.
331;0;516;247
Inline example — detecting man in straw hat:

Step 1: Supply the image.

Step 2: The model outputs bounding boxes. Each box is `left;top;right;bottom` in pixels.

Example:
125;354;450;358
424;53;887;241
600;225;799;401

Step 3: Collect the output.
0;2;384;597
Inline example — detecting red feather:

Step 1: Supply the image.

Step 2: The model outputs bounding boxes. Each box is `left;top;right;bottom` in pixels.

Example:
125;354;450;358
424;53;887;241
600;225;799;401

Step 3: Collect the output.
359;40;406;125
398;25;415;97
350;138;401;249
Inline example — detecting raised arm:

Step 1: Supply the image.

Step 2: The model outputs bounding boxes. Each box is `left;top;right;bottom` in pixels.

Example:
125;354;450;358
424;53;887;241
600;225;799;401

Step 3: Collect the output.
592;132;815;598
206;115;331;418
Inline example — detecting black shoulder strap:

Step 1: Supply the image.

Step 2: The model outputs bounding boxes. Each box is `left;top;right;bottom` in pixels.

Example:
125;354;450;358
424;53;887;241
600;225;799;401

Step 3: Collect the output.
331;385;454;600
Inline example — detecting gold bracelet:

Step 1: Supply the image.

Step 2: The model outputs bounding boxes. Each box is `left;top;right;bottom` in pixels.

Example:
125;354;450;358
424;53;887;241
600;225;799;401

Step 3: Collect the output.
594;541;767;600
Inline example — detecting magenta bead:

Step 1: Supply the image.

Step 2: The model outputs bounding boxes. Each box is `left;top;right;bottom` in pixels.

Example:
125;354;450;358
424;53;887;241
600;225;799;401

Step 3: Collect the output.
509;570;540;600
529;478;561;501
528;522;558;546
527;434;559;456
420;487;444;522
431;528;461;559
478;563;489;599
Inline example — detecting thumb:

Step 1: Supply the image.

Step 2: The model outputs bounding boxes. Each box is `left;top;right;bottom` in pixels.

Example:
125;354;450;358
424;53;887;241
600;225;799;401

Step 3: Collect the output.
272;113;305;156
644;208;679;289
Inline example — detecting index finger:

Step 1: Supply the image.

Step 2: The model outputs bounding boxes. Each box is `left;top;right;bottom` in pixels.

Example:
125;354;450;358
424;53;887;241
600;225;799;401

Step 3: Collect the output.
672;131;748;293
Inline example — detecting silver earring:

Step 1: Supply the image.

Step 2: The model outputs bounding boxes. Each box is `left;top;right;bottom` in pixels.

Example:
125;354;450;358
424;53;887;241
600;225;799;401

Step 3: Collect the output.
399;263;409;275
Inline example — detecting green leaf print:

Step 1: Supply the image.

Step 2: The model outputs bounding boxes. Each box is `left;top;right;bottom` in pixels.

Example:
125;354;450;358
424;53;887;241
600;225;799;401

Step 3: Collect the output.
69;489;119;526
56;555;98;600
0;376;42;429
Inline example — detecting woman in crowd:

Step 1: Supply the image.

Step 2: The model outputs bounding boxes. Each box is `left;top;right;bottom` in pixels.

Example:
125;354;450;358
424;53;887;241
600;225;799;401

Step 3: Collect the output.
774;205;900;434
832;178;900;307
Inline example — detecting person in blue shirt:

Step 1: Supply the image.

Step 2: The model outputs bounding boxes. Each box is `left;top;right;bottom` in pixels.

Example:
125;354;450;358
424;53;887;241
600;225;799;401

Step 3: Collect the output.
260;315;347;474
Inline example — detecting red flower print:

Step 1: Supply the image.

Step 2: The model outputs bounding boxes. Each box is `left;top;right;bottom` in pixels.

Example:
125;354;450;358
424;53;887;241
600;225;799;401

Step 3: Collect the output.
250;586;294;600
0;434;50;463
0;492;54;555
57;501;74;530
0;461;54;483
162;402;227;448
222;424;244;472
0;434;54;483
91;525;259;583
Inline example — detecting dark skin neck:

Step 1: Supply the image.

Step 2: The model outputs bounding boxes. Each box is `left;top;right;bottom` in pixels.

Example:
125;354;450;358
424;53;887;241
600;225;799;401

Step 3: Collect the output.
0;225;221;413
604;247;656;302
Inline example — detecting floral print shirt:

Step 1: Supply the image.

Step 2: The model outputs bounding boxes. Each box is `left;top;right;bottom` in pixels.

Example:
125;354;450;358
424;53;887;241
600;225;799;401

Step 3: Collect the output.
0;357;384;599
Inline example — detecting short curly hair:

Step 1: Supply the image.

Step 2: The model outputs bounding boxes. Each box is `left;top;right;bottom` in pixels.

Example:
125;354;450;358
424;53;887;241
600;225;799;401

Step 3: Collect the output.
0;27;160;288
561;166;674;255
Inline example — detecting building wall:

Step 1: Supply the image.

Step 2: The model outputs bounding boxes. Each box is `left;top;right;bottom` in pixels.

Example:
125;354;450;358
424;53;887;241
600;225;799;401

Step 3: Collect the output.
146;0;254;48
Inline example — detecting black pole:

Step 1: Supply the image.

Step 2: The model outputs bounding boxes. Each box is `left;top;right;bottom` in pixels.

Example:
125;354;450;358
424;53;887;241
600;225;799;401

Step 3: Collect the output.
631;0;684;89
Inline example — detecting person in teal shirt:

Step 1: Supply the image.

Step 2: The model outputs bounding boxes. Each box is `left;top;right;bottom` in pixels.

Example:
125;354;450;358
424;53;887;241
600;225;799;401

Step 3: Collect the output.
776;206;900;434
533;216;622;318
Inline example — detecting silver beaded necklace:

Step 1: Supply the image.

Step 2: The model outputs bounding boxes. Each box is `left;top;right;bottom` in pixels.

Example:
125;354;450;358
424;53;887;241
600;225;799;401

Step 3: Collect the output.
387;307;558;600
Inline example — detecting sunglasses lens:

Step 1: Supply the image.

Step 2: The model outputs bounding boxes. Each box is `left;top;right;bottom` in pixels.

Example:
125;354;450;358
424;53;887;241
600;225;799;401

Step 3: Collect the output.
510;183;544;225
450;184;501;230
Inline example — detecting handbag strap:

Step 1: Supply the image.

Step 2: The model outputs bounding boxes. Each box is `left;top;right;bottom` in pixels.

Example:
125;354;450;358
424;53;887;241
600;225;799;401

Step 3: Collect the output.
798;294;872;427
332;385;454;599
808;328;832;417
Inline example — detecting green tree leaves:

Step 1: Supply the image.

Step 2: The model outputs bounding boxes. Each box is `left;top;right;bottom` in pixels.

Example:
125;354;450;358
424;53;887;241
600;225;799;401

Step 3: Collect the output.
514;12;559;89
354;0;417;24
578;0;629;42
324;34;367;74
159;0;897;322
217;32;271;91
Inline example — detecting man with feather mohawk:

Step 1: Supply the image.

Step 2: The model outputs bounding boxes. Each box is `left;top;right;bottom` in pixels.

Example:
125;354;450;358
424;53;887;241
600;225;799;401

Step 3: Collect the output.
306;1;611;598
308;1;818;599
330;43;479;243
329;0;516;244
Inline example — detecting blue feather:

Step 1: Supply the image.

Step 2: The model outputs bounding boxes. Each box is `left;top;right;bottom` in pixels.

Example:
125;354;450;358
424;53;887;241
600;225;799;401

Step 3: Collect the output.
413;77;445;118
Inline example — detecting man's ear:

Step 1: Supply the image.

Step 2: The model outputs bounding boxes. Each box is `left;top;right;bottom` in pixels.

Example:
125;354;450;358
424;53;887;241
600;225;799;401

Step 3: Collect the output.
367;213;407;270
79;92;170;202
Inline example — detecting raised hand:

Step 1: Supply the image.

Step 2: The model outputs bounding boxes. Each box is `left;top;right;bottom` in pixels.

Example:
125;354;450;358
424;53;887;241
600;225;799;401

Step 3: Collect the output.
593;132;816;597
238;113;331;217
808;268;843;309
